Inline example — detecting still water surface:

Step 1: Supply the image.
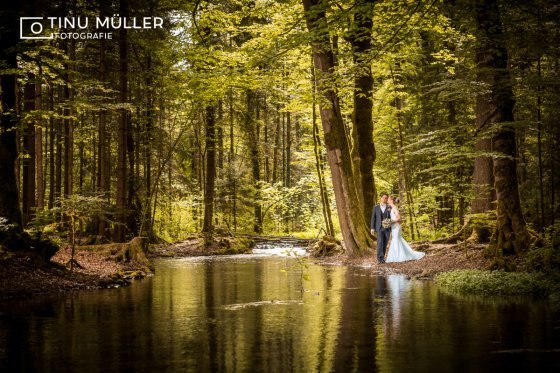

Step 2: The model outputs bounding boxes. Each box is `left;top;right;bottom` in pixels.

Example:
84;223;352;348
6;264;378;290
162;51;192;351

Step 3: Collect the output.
0;246;559;372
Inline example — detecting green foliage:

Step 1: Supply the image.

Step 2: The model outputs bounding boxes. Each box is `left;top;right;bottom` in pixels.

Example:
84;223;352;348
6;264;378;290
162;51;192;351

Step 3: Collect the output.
281;246;310;291
526;247;560;274
33;195;106;235
13;0;559;245
435;269;553;297
32;195;106;270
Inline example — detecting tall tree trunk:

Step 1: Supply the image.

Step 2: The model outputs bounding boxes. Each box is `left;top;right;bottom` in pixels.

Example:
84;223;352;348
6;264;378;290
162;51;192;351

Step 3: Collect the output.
474;0;529;254
217;99;224;173
245;90;263;233
349;0;377;224
126;102;137;236
550;114;557;227
536;9;545;231
390;64;418;239
203;104;217;233
471;3;497;215
0;3;23;231
272;104;281;183
35;71;44;211
285;111;292;188
263;96;270;182
115;0;128;242
471;138;495;213
143;52;154;238
228;89;237;231
22;78;36;225
48;86;55;209
97;74;108;236
63;36;75;198
312;61;335;237
55;87;62;207
302;0;371;255
97;20;108;236
281;110;286;185
78;140;84;193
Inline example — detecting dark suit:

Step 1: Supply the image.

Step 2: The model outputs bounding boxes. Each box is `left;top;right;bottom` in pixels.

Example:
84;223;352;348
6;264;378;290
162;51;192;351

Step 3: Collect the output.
371;204;391;263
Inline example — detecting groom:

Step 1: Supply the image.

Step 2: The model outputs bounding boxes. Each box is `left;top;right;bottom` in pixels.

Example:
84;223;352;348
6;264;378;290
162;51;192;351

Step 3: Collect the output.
370;193;391;264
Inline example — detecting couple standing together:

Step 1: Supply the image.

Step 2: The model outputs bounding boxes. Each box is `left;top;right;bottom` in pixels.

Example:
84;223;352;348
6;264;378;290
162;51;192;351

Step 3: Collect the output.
370;193;425;264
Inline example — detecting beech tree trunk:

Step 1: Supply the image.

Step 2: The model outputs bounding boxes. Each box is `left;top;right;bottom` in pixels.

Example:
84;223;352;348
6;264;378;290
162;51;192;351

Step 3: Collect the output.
471;138;495;213
55;87;62;207
203;104;216;233
126;99;137;236
35;72;44;211
22;79;36;225
63;36;75;198
263;97;270;182
245;90;263;233
390;64;419;239
218;100;224;175
63;85;72;198
285;111;292;188
474;0;529;254
349;0;377;224
115;0;129;242
229;90;237;231
48;86;55;209
272;104;281;183
302;0;371;255
312;61;335;237
471;2;496;215
97;0;109;236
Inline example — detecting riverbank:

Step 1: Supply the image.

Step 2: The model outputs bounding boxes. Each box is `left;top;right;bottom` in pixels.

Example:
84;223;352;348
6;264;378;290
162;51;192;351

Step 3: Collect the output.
0;239;152;301
315;242;494;279
1;235;557;301
0;235;260;300
0;252;115;301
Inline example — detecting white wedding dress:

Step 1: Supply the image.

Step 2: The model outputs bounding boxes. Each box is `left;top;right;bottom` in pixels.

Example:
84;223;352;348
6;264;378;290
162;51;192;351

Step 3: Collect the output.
385;209;425;263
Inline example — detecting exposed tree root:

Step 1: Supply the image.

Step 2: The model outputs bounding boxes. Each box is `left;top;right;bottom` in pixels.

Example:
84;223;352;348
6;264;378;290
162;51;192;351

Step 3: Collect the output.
309;235;344;257
66;258;84;270
432;213;496;245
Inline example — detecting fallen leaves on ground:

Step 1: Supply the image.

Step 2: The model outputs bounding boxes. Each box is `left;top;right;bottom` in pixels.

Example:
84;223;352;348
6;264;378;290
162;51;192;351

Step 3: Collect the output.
317;242;493;279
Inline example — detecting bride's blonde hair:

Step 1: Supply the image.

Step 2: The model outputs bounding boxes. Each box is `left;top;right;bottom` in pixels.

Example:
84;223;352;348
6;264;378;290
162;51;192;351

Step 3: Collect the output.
389;195;400;204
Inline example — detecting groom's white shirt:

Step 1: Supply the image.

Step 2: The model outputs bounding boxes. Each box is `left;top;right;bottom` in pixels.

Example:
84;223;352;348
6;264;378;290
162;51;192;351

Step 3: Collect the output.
380;203;387;213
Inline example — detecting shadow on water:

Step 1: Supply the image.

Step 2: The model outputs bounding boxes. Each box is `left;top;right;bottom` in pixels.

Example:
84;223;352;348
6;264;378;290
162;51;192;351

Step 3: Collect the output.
0;249;559;372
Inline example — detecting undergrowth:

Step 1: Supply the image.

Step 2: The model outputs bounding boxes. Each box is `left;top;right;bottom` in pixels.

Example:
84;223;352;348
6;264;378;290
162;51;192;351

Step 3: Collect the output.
435;269;558;297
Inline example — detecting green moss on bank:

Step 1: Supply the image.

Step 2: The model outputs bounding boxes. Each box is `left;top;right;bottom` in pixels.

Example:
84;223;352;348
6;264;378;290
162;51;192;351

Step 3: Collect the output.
208;236;255;255
435;269;558;298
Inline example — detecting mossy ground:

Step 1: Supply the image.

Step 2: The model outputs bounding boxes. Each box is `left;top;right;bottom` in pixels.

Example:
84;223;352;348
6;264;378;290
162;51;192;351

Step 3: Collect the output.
435;269;558;297
434;246;560;302
149;234;256;257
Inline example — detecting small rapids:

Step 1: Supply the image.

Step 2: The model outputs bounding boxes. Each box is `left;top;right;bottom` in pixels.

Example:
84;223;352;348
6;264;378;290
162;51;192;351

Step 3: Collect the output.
251;241;307;257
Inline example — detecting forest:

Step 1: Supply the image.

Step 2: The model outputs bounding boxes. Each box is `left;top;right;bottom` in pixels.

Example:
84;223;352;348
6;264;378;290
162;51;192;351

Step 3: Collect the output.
2;2;560;370
1;0;559;260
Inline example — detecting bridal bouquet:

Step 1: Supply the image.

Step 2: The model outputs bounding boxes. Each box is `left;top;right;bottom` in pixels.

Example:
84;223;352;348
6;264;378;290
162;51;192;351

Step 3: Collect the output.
381;218;393;229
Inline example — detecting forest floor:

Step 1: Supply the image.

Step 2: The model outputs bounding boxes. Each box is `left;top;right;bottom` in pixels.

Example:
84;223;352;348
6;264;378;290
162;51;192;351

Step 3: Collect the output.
314;242;495;279
0;241;152;301
0;251;116;301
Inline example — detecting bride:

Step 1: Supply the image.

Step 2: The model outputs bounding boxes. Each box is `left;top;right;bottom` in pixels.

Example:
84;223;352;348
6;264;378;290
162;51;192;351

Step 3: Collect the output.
385;195;425;263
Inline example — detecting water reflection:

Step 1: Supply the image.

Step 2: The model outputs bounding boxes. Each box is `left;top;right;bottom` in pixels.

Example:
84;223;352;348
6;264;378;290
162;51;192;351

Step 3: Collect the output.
0;257;559;372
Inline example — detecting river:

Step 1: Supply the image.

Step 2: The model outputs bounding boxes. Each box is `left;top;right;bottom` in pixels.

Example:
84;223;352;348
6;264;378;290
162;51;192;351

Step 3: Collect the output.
0;242;558;372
